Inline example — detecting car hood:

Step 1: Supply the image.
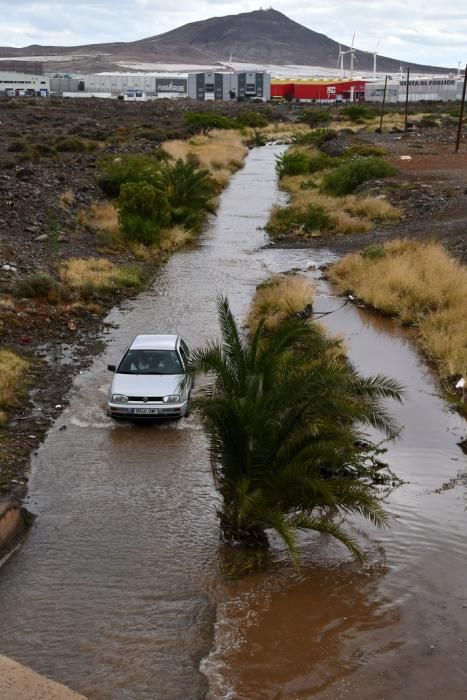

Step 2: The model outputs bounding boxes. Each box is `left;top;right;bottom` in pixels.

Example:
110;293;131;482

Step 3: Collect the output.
111;373;183;397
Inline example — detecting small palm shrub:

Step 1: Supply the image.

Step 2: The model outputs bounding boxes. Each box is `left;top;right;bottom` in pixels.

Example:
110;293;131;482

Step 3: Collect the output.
292;128;337;147
321;157;397;196
160;157;215;230
186;297;403;563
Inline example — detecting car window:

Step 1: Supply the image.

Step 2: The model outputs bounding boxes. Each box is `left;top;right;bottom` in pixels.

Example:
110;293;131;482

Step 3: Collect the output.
117;349;182;375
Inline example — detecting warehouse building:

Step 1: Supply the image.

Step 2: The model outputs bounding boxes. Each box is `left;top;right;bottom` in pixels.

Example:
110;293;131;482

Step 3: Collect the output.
365;76;462;103
0;71;50;96
187;71;270;101
271;78;365;103
49;70;270;101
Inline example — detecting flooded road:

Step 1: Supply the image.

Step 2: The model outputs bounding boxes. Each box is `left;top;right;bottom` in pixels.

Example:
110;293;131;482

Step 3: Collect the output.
0;146;466;699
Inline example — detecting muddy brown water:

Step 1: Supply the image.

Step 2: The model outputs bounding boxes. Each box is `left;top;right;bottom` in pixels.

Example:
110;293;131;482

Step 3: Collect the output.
0;147;466;699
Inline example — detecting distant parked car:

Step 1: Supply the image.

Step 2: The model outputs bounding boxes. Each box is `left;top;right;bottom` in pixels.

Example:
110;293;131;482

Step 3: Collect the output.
107;334;192;420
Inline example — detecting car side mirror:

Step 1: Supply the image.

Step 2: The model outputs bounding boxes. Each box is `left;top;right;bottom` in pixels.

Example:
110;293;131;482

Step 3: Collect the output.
107;364;116;372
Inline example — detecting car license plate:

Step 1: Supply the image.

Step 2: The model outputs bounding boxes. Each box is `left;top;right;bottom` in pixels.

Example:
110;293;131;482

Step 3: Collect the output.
133;407;159;415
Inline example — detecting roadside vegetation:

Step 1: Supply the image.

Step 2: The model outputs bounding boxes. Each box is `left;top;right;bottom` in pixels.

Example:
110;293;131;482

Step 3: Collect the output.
0;350;30;427
187;292;404;567
267;138;400;240
247;273;315;332
328;240;467;401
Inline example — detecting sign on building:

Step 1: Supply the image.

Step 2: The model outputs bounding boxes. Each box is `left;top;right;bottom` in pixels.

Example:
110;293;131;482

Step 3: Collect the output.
155;78;187;95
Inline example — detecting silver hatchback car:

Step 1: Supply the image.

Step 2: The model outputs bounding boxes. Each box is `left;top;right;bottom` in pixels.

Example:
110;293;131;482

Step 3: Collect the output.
107;334;192;419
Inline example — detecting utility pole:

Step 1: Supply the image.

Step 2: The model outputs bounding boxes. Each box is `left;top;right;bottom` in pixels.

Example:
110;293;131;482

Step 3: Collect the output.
404;67;410;132
379;75;388;132
455;64;467;153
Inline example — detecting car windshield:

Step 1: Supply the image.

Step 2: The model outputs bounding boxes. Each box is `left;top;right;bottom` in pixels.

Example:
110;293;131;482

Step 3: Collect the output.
117;349;183;375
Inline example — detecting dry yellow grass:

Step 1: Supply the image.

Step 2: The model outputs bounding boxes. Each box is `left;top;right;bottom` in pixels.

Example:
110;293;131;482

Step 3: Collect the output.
0;295;14;309
85;202;120;234
162;130;248;181
159;226;194;250
277;174;401;237
60;258;141;290
0;350;29;416
58;189;75;208
328;239;467;377
247;274;315;332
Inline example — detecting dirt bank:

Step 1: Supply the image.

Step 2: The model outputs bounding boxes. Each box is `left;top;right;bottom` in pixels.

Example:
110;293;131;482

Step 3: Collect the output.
0;655;86;699
269;127;467;262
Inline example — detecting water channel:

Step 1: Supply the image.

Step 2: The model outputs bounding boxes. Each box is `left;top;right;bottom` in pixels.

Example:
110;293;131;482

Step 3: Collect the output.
0;147;466;699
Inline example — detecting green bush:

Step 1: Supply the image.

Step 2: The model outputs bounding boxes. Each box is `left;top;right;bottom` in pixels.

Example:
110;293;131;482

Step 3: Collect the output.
267;203;333;237
183;112;235;134
7;140;27;153
321;157;398;196
344;144;387;158
97;155;161;197
55;137;88;152
118;182;171;245
15;273;72;303
32;143;56;157
276;149;339;178
361;244;387;260
236;111;268;128
341;105;377;121
296;109;332;127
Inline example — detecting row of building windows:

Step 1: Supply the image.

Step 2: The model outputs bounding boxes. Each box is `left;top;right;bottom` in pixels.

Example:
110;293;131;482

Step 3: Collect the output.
0;79;46;84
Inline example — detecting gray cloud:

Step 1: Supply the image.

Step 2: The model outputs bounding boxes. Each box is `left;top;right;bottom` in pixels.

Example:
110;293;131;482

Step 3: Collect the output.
0;0;465;66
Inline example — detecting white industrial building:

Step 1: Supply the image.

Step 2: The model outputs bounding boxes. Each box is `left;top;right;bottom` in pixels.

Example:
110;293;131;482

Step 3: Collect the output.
0;71;50;96
48;70;271;101
365;75;462;103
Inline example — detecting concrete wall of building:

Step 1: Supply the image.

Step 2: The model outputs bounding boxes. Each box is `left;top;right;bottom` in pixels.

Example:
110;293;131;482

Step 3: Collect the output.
0;72;50;95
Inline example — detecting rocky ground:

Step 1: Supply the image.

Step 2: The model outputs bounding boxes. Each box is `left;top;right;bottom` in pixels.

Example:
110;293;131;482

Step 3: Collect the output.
0;97;466;505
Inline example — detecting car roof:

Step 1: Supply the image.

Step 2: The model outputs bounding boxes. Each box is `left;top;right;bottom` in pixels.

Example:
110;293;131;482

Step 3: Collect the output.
129;334;179;351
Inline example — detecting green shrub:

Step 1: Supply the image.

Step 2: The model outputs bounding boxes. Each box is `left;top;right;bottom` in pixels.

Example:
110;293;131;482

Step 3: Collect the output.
32;143;56;157
276;148;339;178
183;112;235;134
361;244;387;260
344;144;387;158
55;137;88;152
266;203;333;236
321;157;397;196
118;182;170;245
340;105;377;121
7;140;27;153
296;109;332;127
97;155;161;197
15;273;72;303
236;111;268;128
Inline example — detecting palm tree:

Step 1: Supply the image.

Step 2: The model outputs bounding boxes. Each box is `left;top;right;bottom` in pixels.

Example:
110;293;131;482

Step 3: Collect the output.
186;297;404;564
160;157;216;230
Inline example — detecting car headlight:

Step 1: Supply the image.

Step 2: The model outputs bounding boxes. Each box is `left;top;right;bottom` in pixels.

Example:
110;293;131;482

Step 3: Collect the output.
112;394;128;403
162;394;180;404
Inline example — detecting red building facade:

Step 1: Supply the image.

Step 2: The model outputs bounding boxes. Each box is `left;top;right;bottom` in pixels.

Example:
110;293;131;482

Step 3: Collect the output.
271;79;366;102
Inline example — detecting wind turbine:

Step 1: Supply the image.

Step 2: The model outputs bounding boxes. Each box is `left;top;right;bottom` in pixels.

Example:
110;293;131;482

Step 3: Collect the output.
348;33;357;78
373;40;381;78
458;61;462;77
337;44;346;78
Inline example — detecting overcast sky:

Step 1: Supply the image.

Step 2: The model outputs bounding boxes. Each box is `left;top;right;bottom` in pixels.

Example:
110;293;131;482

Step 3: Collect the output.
1;0;465;67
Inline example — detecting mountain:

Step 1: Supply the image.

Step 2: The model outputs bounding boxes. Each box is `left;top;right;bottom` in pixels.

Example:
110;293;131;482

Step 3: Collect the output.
0;9;450;74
